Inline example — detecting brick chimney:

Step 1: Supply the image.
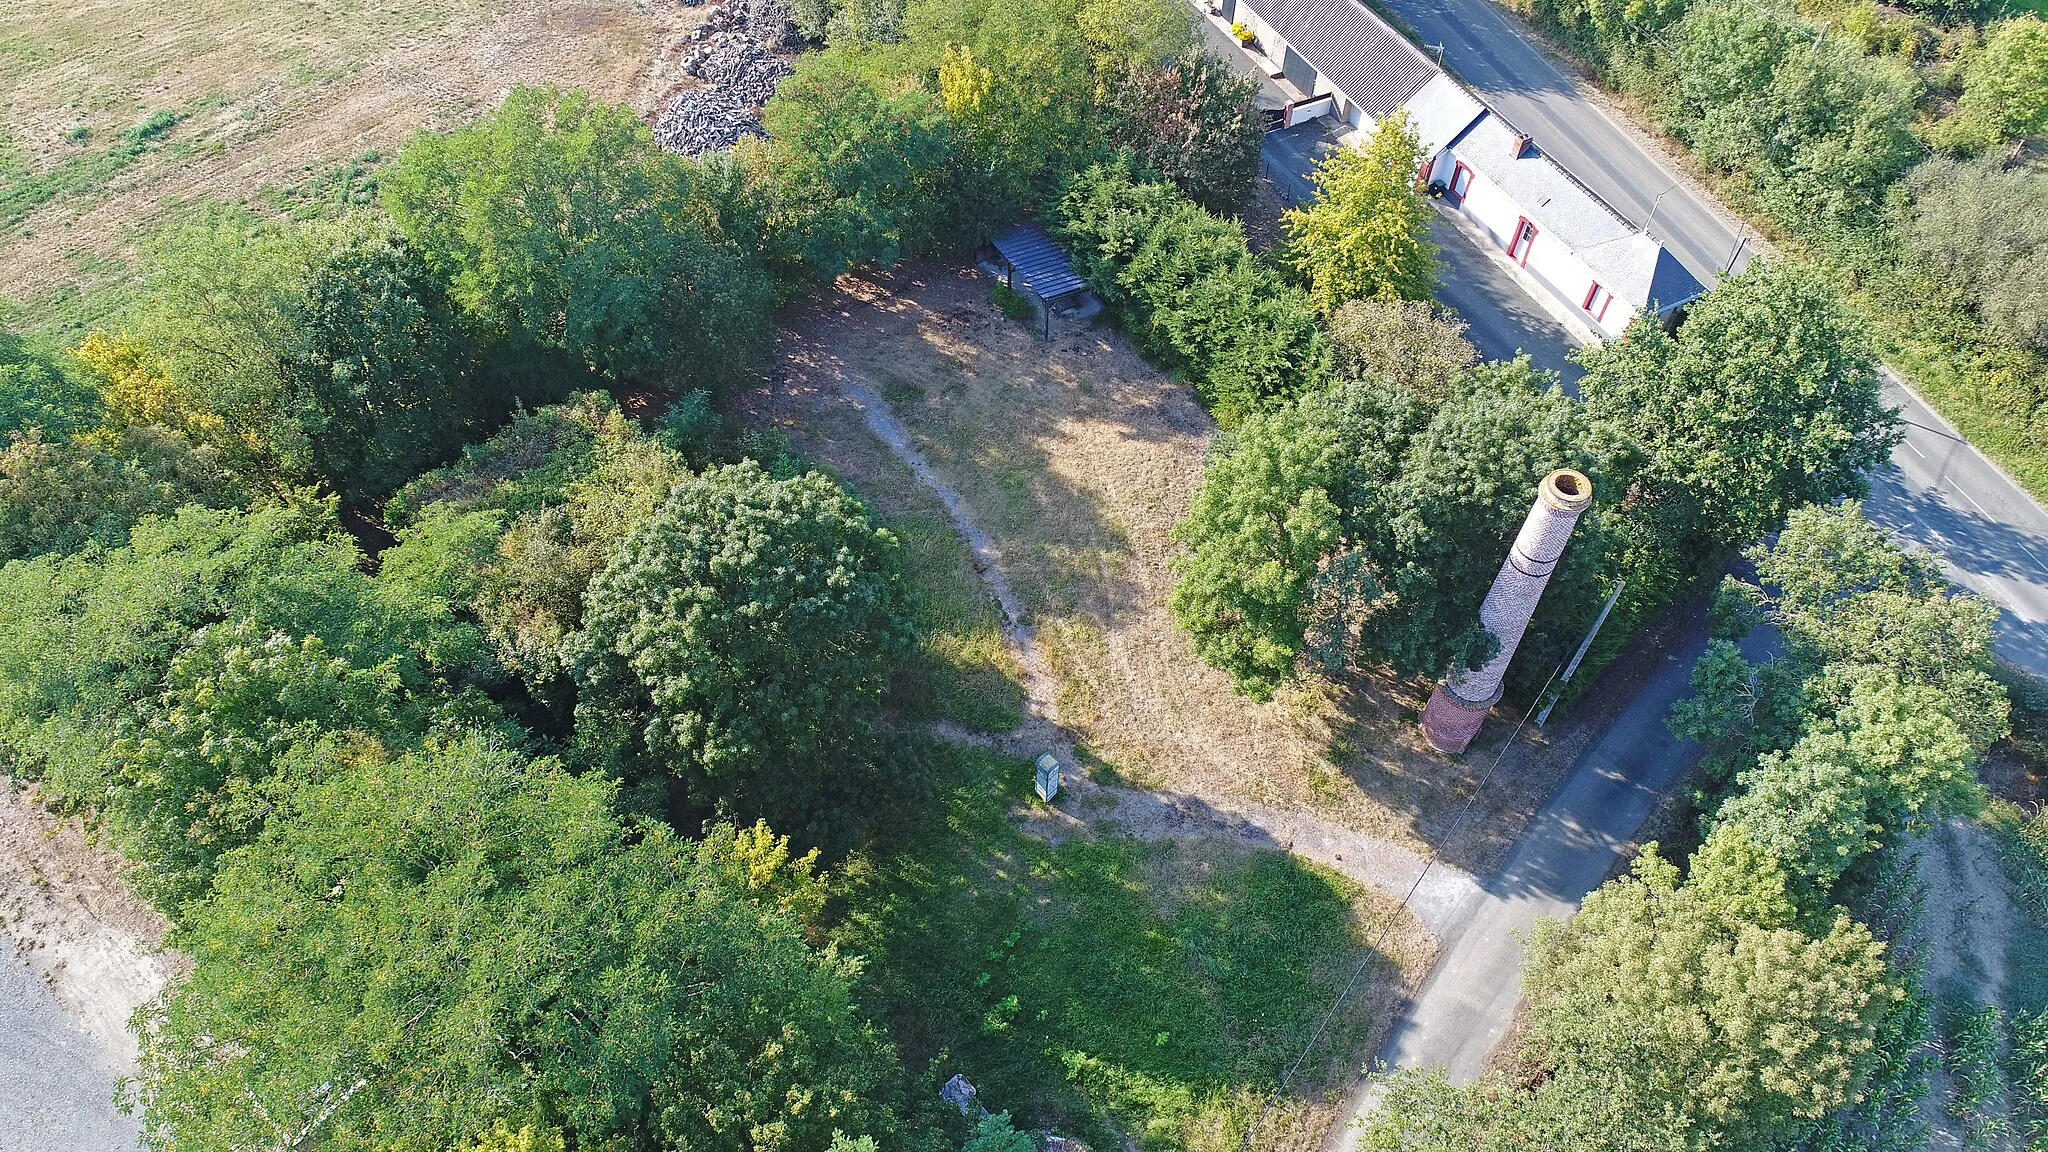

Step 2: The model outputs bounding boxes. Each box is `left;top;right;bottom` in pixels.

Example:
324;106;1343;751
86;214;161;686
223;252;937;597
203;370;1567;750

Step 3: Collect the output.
1419;469;1593;754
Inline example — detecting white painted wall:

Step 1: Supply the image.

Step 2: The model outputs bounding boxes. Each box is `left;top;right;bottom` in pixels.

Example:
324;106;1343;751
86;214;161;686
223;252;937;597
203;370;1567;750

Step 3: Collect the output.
1446;159;1519;250
1439;152;1638;339
1219;0;1652;341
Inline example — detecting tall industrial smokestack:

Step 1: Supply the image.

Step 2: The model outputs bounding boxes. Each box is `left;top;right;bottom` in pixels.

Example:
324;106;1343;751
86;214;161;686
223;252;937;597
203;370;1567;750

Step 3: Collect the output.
1420;469;1593;754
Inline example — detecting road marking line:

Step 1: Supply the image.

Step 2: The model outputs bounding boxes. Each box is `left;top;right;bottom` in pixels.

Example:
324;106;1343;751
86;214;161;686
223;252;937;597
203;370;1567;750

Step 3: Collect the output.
1956;485;1991;517
1905;440;1927;460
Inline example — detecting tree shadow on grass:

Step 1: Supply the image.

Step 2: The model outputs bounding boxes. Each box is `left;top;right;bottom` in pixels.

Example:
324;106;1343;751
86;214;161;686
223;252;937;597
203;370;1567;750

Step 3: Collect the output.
847;742;1408;1152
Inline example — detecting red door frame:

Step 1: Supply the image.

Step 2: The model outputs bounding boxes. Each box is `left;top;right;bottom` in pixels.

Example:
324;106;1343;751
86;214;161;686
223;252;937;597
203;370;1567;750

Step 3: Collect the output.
1508;217;1537;265
1447;161;1473;204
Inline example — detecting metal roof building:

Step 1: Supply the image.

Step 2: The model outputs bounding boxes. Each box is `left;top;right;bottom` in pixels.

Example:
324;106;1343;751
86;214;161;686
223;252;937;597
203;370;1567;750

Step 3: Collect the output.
1197;0;1704;336
1230;0;1439;119
986;223;1092;338
990;224;1086;302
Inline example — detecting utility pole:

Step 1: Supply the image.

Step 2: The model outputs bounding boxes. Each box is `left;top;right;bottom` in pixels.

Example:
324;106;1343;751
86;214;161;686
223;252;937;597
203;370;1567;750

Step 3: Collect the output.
1723;228;1750;275
1644;184;1676;240
1534;580;1625;726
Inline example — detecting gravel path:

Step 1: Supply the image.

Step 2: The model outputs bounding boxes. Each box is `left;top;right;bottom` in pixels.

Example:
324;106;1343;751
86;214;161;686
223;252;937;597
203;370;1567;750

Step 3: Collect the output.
0;932;142;1152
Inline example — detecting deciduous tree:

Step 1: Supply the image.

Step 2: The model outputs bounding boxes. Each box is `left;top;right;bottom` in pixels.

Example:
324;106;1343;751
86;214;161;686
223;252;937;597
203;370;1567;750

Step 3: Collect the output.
1663;0;1920;227
1958;16;2048;144
1521;838;1895;1148
0;503;484;812
1107;48;1263;212
0;323;98;437
1325;297;1478;402
0;424;236;562
1906;158;2048;352
1578;261;1899;612
572;461;911;840
135;738;896;1152
757;56;978;284
99;212;516;502
384;87;772;389
1282;112;1436;313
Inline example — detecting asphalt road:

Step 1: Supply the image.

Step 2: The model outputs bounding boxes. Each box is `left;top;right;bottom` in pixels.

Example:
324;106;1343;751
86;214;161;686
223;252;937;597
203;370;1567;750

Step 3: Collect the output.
1253;2;2048;1128
1277;0;2048;679
1368;612;1711;1081
1372;0;1749;286
1863;375;2048;676
1331;620;1776;1151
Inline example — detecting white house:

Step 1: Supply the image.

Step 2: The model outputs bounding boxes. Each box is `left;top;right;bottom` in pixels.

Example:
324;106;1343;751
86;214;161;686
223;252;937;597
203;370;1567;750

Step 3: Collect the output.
1202;0;1704;338
1426;109;1703;337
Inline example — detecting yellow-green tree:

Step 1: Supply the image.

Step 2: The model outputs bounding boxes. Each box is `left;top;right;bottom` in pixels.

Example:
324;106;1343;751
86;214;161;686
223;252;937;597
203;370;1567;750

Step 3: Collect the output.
1282;111;1436;313
1959;16;2048;145
1519;830;1894;1148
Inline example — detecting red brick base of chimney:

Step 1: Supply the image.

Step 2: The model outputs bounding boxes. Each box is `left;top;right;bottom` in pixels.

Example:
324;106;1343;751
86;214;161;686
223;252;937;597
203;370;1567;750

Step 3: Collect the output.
1419;681;1493;754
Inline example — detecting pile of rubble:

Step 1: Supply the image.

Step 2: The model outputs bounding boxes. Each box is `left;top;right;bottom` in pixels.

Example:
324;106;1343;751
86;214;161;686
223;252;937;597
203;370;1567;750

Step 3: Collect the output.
685;31;792;105
653;0;795;155
653;89;765;154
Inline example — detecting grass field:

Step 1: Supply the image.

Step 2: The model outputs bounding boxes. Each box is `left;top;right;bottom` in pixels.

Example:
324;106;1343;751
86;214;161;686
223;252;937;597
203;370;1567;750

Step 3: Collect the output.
755;266;1597;874
841;743;1429;1152
739;274;1435;1152
0;0;695;338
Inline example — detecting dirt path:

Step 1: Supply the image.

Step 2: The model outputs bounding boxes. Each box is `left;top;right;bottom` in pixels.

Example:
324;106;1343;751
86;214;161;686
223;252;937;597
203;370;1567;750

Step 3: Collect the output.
834;363;1486;935
837;375;1065;745
1908;817;2025;1148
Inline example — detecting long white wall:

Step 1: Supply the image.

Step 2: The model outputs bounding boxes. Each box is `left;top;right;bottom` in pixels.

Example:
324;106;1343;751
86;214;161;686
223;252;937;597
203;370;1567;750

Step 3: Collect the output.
1223;0;1645;339
1427;150;1637;338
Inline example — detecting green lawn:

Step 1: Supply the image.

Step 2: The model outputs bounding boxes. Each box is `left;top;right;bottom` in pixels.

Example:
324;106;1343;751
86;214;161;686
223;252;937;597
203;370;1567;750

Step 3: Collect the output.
883;505;1028;735
840;744;1403;1152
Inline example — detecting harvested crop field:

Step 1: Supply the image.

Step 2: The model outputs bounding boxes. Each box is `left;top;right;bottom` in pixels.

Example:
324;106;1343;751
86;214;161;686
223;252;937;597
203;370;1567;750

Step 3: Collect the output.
0;0;701;325
751;265;1604;872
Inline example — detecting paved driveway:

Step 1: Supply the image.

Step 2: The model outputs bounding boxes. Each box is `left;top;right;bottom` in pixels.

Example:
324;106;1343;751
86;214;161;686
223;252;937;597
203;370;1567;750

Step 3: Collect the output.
1263;122;1585;384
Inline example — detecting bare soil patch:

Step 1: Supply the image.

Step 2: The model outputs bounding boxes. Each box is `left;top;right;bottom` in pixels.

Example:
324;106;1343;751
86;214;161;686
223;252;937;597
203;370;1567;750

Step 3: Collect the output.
1;0;698;319
0;777;180;1075
750;265;1595;874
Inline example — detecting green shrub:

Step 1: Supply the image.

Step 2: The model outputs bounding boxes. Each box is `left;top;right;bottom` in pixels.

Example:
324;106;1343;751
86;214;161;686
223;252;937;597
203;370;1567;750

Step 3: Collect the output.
991;281;1035;323
1991;799;2048;923
1052;160;1329;420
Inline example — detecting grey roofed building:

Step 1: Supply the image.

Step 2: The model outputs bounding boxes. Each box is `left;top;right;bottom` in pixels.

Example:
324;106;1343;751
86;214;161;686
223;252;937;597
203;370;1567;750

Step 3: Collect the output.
1442;109;1705;313
1198;0;1704;329
1227;0;1439;119
1400;73;1486;157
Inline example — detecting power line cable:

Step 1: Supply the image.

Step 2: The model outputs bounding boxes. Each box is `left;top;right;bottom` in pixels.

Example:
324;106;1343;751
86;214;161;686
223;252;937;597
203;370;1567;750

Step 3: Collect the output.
1236;660;1566;1152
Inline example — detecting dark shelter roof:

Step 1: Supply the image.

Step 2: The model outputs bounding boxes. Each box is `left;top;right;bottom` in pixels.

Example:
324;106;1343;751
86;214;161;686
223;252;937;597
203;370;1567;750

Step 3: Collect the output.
991;224;1086;300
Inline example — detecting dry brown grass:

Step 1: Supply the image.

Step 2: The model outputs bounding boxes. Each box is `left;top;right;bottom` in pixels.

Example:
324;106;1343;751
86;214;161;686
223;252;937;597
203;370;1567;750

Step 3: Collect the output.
752;265;1596;873
1;0;701;318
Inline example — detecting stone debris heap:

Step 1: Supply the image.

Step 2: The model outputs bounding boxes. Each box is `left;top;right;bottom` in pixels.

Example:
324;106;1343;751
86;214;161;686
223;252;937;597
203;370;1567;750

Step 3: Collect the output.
653;0;794;155
652;89;765;154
